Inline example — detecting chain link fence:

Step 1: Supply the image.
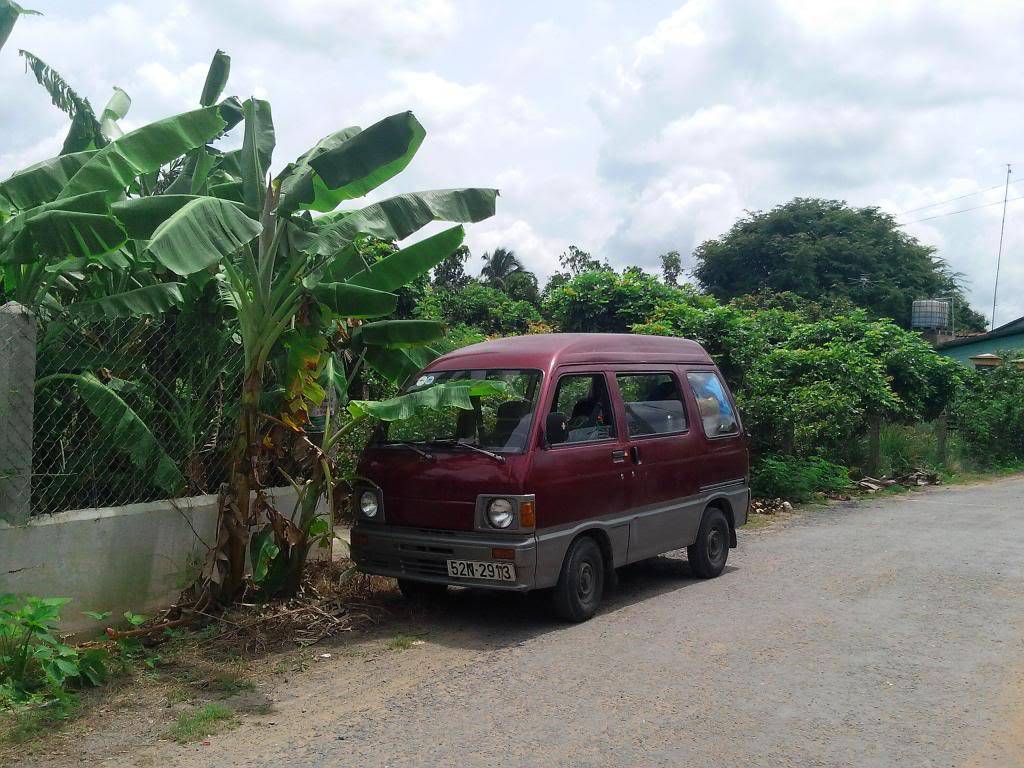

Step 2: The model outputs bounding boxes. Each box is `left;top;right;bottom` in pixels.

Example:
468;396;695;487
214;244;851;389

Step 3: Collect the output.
1;302;243;519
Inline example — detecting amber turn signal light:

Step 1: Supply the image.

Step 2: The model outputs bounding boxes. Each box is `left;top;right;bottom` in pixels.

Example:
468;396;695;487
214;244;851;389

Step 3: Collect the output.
519;500;536;528
491;548;515;561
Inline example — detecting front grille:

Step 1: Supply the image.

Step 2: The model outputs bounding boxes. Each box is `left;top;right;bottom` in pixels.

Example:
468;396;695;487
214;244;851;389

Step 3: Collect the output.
362;554;448;577
398;542;455;555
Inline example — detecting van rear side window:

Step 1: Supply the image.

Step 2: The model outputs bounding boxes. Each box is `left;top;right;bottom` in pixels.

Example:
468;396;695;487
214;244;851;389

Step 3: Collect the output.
686;371;739;437
616;373;688;437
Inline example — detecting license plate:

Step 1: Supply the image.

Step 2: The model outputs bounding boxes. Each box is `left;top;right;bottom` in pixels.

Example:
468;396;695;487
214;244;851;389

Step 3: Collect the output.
446;559;516;581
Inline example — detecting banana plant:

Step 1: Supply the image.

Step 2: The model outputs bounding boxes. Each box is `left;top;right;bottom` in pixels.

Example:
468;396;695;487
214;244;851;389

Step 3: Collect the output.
104;100;496;600
251;378;509;596
2;52;245;512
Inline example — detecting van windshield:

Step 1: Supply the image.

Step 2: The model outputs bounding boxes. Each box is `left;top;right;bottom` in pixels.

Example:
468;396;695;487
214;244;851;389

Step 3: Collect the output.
378;369;542;454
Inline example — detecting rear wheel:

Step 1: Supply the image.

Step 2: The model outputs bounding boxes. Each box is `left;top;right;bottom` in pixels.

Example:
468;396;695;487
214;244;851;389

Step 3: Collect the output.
687;507;730;579
398;578;448;600
552;536;605;622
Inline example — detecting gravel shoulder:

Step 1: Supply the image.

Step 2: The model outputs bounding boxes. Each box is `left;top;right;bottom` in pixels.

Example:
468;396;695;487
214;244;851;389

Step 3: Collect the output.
8;476;1024;768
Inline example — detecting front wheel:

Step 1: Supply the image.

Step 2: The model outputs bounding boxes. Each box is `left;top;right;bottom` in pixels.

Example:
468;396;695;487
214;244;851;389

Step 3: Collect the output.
687;508;730;579
552;536;605;622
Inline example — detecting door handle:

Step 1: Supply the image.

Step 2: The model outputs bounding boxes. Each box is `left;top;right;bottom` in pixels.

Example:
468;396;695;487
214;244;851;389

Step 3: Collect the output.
611;449;626;463
630;445;642;464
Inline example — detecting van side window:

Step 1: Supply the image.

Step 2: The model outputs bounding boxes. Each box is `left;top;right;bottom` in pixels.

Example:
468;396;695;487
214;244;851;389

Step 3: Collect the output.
686;371;739;437
550;373;617;444
616;373;688;437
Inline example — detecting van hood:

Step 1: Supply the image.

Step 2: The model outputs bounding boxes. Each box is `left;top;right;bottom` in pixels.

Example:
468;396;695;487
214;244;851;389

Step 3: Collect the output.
358;447;528;531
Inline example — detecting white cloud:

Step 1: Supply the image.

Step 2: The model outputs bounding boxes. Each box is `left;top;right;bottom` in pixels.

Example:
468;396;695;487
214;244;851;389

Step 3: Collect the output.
2;0;1022;323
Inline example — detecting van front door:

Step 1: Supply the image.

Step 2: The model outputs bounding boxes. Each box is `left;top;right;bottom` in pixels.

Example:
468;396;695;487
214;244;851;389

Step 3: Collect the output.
531;370;629;587
611;369;704;562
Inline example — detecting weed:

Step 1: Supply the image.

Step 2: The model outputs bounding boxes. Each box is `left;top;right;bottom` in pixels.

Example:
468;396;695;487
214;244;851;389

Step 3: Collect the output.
166;703;234;743
1;595;108;706
751;455;850;502
206;672;254;698
388;633;426;651
0;696;81;744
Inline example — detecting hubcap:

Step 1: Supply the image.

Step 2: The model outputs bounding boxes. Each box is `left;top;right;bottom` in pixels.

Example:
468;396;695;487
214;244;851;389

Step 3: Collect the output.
577;561;595;600
707;527;724;562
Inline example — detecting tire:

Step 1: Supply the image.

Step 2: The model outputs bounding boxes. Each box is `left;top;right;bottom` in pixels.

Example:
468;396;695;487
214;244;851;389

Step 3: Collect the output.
398;578;448;600
687;507;730;579
552;536;605;622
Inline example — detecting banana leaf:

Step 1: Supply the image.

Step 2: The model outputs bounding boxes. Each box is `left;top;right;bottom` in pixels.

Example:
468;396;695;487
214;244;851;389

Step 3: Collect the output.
59;106;226;201
2;209;126;265
310;282;397;318
200;50;231;107
73;373;185;495
145;196;262;276
348;380;508;421
353;319;444;347
240;98;274;211
310;188;497;263
66;283;185;319
362;344;438;386
277;112;424;214
0;151;96;210
347;225;464;291
1;1;40;53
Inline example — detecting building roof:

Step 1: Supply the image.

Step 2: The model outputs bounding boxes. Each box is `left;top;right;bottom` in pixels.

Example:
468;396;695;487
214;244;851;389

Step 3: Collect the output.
427;333;713;373
936;316;1024;351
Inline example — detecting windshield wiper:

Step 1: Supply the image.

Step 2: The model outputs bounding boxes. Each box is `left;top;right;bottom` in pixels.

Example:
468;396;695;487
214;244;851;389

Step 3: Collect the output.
387;441;434;461
433;439;506;464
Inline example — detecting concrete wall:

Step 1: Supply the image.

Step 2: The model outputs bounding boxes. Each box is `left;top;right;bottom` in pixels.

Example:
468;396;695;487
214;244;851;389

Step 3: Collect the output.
0;487;330;635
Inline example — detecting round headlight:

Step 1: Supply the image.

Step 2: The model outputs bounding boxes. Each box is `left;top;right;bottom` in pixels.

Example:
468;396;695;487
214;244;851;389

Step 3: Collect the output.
359;490;379;518
487;498;514;529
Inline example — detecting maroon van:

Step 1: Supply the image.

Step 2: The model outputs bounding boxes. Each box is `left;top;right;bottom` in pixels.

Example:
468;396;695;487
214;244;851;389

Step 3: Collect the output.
350;333;749;621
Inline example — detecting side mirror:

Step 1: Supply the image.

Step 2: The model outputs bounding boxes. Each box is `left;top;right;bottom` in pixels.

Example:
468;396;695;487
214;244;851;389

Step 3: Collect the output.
545;412;568;446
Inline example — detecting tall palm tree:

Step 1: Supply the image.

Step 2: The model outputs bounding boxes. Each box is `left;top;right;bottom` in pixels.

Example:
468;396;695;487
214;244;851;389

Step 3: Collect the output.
480;247;525;291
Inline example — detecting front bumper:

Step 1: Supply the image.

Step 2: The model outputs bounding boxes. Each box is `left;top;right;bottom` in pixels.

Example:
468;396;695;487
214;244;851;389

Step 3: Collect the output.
352;524;538;591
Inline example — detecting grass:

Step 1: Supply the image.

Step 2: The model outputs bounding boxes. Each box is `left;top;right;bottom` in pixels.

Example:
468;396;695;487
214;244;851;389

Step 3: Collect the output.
940;462;1024;486
165;703;235;743
0;698;81;745
388;633;426;651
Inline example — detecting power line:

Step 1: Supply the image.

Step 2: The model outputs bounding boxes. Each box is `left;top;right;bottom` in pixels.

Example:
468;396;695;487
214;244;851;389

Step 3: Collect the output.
895;180;1016;216
896;193;1024;226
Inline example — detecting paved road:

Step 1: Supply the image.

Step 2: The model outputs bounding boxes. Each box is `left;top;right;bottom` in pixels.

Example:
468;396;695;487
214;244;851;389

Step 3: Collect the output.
144;478;1024;767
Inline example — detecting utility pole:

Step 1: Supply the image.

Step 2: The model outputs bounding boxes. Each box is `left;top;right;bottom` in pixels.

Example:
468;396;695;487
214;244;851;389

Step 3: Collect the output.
991;163;1012;330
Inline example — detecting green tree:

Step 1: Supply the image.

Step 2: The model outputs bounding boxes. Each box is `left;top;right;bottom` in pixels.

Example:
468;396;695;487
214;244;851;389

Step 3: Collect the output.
693;198;986;331
418;281;541;335
636;296;962;463
480;247;524;289
431;243;471;291
660;250;682;285
543;266;681;333
559;244;605;276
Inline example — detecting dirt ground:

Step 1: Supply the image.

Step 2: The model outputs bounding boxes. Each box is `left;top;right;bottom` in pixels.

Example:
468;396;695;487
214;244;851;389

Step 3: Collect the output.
5;476;1024;767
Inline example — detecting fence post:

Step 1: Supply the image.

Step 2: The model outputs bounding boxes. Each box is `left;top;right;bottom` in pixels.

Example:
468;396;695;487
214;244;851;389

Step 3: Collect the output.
0;301;36;523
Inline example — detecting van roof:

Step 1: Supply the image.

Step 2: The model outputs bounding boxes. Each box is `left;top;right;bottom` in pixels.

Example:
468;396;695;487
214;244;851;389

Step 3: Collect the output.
426;333;713;372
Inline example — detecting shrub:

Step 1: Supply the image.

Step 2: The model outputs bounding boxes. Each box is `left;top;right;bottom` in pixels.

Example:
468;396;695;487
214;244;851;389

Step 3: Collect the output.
751;456;850;502
0;595;107;707
949;361;1024;466
417;283;541;335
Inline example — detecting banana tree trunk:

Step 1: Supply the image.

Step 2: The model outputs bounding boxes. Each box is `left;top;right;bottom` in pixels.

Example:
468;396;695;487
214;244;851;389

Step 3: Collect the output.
218;368;262;602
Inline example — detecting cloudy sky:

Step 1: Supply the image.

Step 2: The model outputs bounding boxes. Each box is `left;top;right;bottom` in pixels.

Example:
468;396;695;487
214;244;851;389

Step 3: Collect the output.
2;0;1022;326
